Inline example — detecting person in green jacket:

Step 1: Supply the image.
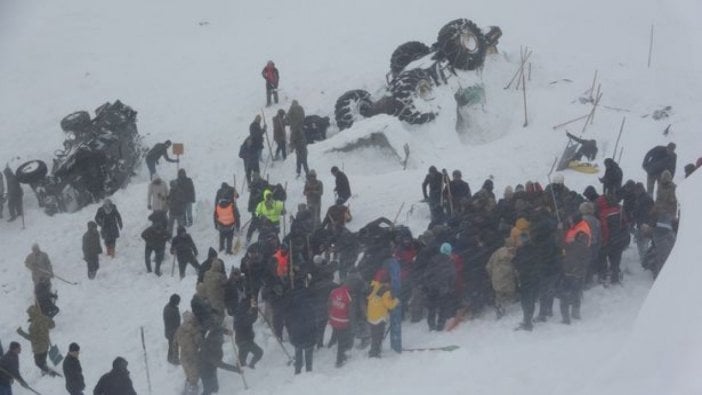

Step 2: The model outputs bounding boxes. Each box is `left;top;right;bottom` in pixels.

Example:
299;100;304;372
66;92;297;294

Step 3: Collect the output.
247;190;285;244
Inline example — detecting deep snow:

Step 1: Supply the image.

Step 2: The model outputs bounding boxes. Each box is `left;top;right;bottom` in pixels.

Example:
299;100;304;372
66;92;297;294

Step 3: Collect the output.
1;0;700;394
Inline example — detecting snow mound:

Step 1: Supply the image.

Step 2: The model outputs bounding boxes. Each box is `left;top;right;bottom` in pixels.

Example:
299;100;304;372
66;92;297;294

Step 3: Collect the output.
581;171;702;395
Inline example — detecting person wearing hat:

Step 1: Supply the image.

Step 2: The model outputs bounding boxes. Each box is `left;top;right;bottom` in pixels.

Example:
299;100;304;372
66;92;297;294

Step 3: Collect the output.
24;243;53;287
288;102;309;178
249;115;266;163
171;226;201;278
163;294;181;365
82;221;103;279
94;199;123;258
599;158;623;196
272;109;287;160
63;342;85;395
331;166;351;204
261;60;279;106
145;140;178;180
93;357;136;395
642;142;677;196
303;170;323;228
213;197;240;255
423;243;457;331
0;342;30;393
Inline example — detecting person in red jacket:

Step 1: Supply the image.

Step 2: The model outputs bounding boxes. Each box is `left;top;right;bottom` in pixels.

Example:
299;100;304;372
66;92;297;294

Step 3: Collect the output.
595;193;630;284
328;283;353;367
261;61;279;106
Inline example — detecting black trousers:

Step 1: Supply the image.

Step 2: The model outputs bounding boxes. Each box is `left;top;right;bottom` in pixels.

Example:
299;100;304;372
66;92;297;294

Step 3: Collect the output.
369;322;386;357
538;273;558;318
237;340;263;367
559;276;583;322
85;256;99;279
294;346;313;374
167;335;179;364
275;141;287;160
219;229;234;254
295;147;309;176
34;352;49;373
266;86;279;105
7;195;22;219
520;284;538;326
332;327;353;365
144;246;165;274
177;254;200;279
425;292;454;331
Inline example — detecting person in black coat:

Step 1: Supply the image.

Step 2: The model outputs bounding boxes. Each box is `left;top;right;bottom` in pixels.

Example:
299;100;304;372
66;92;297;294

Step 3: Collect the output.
240;244;266;300
422;166;444;225
93;357;136;395
331;166;351;204
82;221;103;279
599;158;623;196
163;294;181;365
3;166;23;222
145;140;178;180
286;285;316;374
0;342;30;393
62;342;85;395
94;199;122;258
642;142;676;196
448;170;471;216
423;243;456;331
168;179;188;235
514;234;540;331
228;269;263;369
141;222;171;276
177;169;196;227
171;226;200;279
239;137;260;184
249;115;266;163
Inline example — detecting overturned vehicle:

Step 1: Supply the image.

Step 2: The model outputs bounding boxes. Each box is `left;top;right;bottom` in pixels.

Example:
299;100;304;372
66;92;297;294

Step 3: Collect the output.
15;101;145;215
335;18;501;130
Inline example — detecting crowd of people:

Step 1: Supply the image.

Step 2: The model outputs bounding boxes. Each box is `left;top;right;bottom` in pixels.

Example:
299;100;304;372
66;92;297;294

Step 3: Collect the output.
1;62;699;395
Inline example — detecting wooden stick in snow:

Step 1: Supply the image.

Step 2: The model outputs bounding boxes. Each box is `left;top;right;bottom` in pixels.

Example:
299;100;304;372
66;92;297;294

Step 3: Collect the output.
612;117;626;159
589;70;598;102
553;114;589;130
504;49;532;90
648;24;654;68
522;68;528;127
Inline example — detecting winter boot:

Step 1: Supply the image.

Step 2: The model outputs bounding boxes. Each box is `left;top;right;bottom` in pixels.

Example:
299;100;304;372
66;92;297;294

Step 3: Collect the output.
515;321;533;331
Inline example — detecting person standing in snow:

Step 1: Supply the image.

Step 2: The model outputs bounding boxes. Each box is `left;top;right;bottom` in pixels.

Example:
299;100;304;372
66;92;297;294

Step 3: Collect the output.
4;165;23;223
0;170;4;219
287;100;308;178
145;140;178;180
176;169;196;227
147;174;169;213
227;268;264;369
422;166;444;225
82;221;103;279
514;233;539;331
249;115;266;163
25;243;53;287
485;238;517;319
239;137;260;184
94;199;122;258
141;220;171;276
642;142;676;196
0;342;31;393
367;279;399;358
62;342;85;395
286;284;317;374
164;294;181;365
93;357;137;395
599;158;623;196
560;215;591;324
303;170;323;228
328;281;353;367
25;304;57;376
422;243;456;331
272;109;287;160
261;60;279;106
214;198;240;255
171;226;200;279
331;166;351;204
175;311;203;395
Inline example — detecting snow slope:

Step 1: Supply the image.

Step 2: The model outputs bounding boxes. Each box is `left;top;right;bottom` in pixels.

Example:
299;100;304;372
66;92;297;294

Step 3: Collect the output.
0;0;700;394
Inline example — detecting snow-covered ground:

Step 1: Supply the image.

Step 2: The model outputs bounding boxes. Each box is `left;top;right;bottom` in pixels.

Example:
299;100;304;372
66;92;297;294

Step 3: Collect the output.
0;0;700;394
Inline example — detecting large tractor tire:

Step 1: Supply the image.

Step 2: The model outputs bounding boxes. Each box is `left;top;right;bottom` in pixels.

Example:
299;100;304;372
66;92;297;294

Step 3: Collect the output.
390;69;437;125
335;89;374;130
435;19;487;71
16;160;48;184
60;111;91;132
390;41;432;76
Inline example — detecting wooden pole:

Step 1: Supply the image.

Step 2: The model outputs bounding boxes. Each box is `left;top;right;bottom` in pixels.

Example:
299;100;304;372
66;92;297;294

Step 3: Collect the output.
553;114;589;130
522;66;528;127
612;117;626;159
648;24;654;68
589;70;598;102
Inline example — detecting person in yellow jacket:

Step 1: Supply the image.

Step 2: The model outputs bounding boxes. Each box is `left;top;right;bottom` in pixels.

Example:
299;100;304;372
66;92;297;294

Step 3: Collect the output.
247;190;285;243
366;280;398;358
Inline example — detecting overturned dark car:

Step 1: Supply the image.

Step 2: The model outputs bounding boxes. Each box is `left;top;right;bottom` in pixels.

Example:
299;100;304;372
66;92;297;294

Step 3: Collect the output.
15;101;145;215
